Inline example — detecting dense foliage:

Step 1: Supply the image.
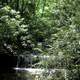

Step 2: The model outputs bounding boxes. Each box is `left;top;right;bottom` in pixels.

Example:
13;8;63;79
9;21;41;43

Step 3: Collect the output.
0;0;80;80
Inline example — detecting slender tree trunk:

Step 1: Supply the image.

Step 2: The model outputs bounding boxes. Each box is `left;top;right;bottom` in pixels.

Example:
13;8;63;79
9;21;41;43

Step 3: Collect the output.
16;0;19;10
21;0;24;15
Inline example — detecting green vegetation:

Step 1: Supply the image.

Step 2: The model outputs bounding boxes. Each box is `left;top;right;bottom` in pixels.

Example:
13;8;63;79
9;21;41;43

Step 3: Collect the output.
0;0;80;80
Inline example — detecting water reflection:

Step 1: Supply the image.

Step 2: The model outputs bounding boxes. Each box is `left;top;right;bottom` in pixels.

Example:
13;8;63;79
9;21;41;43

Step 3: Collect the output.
0;72;17;80
0;70;33;80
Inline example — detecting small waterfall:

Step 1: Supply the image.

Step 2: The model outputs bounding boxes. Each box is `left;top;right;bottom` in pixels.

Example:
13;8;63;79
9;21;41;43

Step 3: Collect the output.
15;53;34;69
14;55;69;80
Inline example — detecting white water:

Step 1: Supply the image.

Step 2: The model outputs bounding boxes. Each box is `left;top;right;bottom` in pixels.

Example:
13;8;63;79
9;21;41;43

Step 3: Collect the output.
14;68;55;74
14;68;67;75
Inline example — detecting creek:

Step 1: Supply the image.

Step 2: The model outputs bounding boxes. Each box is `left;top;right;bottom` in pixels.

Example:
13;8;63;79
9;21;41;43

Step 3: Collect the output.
0;54;67;80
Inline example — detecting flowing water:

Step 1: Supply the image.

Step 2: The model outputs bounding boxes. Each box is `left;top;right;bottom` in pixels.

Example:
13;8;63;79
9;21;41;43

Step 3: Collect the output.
0;55;68;80
0;68;68;80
